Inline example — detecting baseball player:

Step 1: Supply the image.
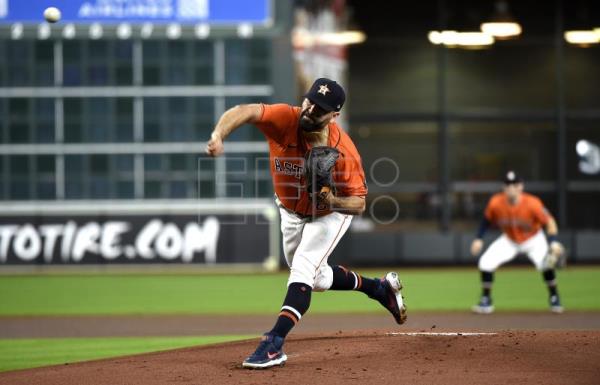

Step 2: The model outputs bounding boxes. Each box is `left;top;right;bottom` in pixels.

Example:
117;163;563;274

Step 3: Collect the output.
471;171;565;314
205;78;406;369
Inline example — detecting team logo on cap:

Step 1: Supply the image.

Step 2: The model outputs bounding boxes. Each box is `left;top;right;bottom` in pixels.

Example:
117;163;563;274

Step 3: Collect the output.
507;171;515;180
318;84;330;95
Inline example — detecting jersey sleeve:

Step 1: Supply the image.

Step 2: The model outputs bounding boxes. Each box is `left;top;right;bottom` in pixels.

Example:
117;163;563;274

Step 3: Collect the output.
531;196;551;225
255;103;297;144
484;196;497;223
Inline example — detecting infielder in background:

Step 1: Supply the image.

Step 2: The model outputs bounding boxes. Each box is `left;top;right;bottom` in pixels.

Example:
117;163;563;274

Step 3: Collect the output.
471;171;565;314
205;78;406;369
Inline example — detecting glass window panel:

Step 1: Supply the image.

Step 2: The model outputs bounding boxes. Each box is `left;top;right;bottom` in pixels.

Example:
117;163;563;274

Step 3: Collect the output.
64;99;83;143
10;180;30;200
144;181;162;198
90;154;109;174
169;180;188;198
192;97;214;140
450;122;556;181
115;154;134;172
225;96;271;141
354;122;438;183
143;41;162;85
447;43;556;110
565;48;600;109
90;176;110;198
225;39;270;85
116;181;134;198
350;41;437;114
144;154;162;171
568;192;600;230
9;155;31;176
36;155;55;174
9;123;29;143
37;182;55;200
6;41;32;86
169;154;188;171
63;41;82;86
192;41;213;85
34;41;54;86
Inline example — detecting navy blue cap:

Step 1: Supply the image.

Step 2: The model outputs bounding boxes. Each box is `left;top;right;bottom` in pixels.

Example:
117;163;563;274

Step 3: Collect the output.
304;78;346;112
504;170;523;184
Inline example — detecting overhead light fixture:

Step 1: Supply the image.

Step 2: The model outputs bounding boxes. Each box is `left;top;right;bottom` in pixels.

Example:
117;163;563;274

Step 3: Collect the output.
141;23;153;39
166;23;181;39
11;23;23;39
38;23;51;40
195;24;210;39
564;30;599;46
237;23;254;38
63;23;76;39
428;30;494;48
89;23;103;39
117;23;132;39
292;29;366;48
594;27;600;38
480;1;522;39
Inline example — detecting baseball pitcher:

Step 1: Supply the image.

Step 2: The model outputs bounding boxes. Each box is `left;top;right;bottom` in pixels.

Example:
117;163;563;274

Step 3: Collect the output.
205;78;406;369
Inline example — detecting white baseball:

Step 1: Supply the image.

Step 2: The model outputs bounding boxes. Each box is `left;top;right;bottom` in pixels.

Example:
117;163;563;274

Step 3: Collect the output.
44;7;62;23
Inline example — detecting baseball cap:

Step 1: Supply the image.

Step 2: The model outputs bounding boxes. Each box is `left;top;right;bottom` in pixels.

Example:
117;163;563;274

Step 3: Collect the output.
503;170;523;184
304;78;346;112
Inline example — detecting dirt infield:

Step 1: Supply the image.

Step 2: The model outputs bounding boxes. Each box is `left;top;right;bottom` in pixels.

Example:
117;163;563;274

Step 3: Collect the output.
2;312;600;384
1;329;599;385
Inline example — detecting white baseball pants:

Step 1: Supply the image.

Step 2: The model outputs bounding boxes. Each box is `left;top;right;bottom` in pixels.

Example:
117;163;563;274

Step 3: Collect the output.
478;229;549;272
276;200;353;291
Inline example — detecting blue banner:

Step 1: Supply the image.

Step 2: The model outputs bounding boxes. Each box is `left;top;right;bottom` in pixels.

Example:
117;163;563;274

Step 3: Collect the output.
0;0;271;25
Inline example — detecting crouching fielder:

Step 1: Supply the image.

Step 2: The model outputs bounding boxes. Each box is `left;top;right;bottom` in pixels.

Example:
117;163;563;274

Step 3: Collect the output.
471;171;565;314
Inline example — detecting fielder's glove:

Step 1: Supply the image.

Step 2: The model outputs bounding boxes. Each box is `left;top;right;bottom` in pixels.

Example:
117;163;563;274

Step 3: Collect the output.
542;241;566;270
304;146;340;200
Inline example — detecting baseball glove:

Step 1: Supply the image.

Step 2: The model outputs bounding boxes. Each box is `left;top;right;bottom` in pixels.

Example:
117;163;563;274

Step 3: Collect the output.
541;241;567;270
304;146;340;199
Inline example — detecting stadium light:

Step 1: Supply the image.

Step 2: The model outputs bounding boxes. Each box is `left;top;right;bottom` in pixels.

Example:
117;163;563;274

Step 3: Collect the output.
11;23;23;39
428;30;494;48
38;23;51;40
63;23;76;39
117;23;132;39
564;30;599;46
89;23;103;39
166;23;181;39
141;23;153;39
195;23;210;39
237;23;253;38
480;0;522;39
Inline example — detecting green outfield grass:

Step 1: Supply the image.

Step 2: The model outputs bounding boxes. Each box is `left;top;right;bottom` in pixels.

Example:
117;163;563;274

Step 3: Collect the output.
0;335;252;372
1;266;598;373
1;266;599;315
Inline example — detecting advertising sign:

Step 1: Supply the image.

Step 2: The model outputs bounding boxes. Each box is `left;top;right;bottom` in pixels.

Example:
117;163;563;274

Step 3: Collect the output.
0;214;271;265
0;0;271;25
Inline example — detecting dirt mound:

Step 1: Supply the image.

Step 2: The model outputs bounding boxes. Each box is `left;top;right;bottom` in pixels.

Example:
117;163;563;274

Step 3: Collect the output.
2;330;599;385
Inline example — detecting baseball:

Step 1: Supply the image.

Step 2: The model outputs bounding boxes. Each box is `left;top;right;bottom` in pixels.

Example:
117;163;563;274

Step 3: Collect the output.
43;7;61;23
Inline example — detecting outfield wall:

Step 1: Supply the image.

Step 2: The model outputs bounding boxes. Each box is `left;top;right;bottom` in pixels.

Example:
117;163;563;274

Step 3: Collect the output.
0;201;598;267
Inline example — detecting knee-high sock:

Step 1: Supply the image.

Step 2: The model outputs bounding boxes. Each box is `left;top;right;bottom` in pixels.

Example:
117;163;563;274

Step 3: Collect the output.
481;271;494;297
269;282;311;339
329;265;379;297
542;269;558;296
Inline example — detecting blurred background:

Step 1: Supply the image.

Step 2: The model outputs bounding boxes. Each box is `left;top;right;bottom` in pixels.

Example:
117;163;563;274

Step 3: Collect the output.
0;0;599;268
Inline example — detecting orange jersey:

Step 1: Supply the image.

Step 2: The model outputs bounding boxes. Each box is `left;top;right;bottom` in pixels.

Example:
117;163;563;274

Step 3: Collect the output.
255;103;367;217
484;192;551;244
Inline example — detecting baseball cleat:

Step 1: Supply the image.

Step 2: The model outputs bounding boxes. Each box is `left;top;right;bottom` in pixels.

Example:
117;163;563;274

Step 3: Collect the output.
549;295;564;314
472;296;494;314
371;272;407;325
242;333;287;369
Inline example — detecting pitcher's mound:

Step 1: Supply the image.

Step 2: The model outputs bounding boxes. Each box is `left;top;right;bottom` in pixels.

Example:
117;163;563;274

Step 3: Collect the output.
2;330;599;385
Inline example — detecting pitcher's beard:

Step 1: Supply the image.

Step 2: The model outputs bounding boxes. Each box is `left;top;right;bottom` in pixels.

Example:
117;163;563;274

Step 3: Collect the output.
299;113;323;132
